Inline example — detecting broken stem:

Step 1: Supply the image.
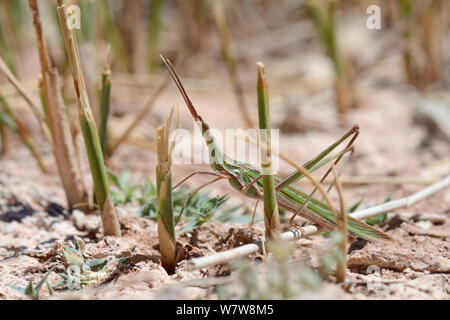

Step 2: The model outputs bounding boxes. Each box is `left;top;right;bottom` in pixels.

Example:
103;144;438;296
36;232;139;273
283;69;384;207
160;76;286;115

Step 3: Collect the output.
57;2;121;236
156;107;178;272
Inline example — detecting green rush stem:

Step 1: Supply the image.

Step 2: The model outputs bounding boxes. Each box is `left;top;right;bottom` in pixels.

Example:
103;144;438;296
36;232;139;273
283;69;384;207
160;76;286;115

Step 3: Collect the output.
148;0;164;72
99;66;111;156
257;62;280;240
96;0;127;71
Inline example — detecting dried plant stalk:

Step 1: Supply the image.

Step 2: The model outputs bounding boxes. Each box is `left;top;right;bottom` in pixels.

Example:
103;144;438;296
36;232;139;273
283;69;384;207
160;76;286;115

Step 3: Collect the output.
120;0;145;73
305;0;351;115
29;0;89;211
257;62;280;240
213;2;254;129
0;94;48;172
420;0;442;85
156;108;179;272
57;3;121;236
0;55;53;147
0;113;10;155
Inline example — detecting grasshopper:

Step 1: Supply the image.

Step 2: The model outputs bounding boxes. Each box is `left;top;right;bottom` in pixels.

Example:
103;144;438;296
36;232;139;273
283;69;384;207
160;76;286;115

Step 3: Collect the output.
162;57;392;242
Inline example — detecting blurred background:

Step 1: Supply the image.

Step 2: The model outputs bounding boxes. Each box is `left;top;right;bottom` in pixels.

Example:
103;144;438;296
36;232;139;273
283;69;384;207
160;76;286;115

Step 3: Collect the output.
0;0;449;207
1;0;450;301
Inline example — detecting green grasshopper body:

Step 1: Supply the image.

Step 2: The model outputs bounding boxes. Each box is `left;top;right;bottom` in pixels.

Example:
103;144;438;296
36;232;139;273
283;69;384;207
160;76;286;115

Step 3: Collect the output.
162;57;392;242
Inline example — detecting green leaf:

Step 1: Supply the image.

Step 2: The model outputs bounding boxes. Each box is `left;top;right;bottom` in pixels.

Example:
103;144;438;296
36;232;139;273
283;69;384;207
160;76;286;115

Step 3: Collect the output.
85;258;108;271
348;197;364;213
366;213;387;226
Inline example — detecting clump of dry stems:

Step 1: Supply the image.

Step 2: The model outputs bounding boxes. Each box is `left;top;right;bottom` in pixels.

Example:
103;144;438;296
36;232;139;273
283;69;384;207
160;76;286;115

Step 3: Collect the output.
29;0;89;212
57;2;121;236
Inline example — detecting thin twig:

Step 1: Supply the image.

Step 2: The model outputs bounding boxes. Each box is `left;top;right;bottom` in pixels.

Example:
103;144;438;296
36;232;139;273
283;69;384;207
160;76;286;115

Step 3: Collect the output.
351;175;450;220
0;55;53;146
173;171;229;190
186;175;450;270
186;227;318;270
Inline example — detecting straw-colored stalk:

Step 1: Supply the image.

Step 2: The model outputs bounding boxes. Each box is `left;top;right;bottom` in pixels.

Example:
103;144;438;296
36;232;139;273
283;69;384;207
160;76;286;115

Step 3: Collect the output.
29;0;89;211
0;55;53;148
0;114;10;155
305;0;351;115
120;0;145;73
213;2;254;129
331;166;347;283
178;0;207;59
257;62;280;240
99;54;111;156
57;3;121;236
0;94;48;172
156;108;178;272
399;0;442;89
420;0;442;86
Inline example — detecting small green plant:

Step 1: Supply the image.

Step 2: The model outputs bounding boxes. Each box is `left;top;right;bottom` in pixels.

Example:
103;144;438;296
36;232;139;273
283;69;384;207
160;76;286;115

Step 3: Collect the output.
53;237;112;290
9;267;55;300
107;169;237;235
